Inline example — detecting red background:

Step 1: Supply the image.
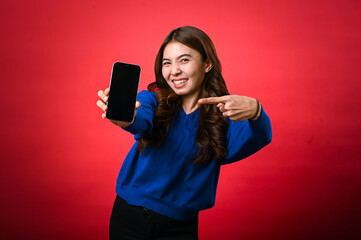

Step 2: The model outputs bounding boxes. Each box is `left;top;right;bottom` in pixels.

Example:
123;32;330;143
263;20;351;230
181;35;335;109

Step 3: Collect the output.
1;0;361;239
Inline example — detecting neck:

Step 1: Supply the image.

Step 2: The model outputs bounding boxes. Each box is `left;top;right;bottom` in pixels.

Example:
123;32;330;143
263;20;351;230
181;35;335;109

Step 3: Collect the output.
181;94;200;114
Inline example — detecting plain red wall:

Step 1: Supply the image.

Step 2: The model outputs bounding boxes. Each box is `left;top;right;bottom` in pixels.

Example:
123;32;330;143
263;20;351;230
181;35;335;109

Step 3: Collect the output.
1;0;360;239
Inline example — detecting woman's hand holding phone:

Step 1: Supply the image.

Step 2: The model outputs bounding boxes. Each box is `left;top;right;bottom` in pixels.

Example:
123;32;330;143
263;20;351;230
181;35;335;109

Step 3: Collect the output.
97;88;141;128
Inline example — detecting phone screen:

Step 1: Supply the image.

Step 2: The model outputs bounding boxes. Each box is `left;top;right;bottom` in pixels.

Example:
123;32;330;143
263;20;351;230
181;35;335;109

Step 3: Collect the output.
106;62;141;122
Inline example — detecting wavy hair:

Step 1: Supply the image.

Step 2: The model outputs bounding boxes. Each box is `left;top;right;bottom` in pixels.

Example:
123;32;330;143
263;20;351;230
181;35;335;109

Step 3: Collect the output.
138;26;229;164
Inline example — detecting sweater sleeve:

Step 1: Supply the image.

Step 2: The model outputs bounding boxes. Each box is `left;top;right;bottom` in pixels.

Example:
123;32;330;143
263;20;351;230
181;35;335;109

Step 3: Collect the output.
122;90;156;140
221;105;272;165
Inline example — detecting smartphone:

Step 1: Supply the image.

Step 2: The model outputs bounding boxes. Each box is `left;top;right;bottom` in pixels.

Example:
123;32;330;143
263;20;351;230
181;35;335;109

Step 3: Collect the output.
106;62;141;122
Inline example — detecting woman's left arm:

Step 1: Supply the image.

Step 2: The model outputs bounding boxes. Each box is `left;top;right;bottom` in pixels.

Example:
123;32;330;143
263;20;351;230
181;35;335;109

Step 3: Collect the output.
199;95;272;164
198;95;261;121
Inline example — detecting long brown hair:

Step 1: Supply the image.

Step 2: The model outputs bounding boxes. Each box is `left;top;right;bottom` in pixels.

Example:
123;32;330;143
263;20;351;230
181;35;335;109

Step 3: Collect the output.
138;26;229;163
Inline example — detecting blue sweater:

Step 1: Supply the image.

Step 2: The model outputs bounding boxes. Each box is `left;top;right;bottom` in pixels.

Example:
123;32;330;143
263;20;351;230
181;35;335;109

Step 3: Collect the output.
116;90;272;220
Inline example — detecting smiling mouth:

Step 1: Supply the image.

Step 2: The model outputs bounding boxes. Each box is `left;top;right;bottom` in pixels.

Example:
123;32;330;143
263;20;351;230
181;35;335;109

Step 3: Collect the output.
171;78;188;88
173;79;188;85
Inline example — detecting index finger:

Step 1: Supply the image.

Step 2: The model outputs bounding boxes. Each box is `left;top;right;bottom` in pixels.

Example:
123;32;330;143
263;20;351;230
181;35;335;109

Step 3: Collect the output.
198;96;229;105
98;88;110;100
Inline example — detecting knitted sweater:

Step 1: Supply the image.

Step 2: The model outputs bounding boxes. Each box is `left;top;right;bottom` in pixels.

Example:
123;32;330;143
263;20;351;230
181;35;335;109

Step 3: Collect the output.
116;90;272;220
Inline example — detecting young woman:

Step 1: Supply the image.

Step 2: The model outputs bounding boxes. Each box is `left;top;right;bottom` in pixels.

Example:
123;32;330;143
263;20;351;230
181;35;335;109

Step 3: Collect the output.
97;26;272;240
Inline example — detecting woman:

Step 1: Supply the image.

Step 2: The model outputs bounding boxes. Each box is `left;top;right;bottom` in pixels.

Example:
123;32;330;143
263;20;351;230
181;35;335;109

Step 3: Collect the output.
97;26;272;240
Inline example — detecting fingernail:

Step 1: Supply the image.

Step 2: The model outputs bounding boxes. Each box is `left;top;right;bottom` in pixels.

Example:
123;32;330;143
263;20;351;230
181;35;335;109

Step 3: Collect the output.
104;96;108;101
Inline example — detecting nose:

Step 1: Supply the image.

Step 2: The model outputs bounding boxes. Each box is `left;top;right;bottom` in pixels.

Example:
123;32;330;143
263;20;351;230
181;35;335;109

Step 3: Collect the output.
170;63;181;75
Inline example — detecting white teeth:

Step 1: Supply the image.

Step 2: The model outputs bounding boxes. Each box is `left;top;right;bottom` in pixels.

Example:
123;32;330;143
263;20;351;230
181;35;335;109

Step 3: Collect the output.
174;79;187;85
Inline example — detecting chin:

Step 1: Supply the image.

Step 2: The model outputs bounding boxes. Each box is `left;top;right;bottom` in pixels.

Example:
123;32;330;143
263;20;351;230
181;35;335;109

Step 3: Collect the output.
172;89;188;96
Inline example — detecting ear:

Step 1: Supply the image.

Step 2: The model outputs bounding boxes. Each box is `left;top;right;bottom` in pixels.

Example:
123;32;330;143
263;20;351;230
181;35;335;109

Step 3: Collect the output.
205;61;212;73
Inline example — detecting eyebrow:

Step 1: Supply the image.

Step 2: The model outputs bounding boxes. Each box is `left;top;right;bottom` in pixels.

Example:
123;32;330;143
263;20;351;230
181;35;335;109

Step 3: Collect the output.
162;54;192;62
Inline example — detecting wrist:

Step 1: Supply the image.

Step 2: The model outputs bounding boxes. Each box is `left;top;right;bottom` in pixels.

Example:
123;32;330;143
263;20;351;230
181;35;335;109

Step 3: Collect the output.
250;99;261;121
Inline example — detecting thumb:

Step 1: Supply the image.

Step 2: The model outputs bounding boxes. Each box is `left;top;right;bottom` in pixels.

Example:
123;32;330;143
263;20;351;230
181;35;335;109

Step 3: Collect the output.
135;101;141;109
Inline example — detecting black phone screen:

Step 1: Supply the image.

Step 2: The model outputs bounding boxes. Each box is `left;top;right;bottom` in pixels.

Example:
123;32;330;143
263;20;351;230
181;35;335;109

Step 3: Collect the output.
106;62;141;122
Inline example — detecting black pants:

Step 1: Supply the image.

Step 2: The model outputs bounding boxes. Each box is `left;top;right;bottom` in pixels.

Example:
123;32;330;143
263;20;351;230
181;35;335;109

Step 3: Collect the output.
109;195;199;240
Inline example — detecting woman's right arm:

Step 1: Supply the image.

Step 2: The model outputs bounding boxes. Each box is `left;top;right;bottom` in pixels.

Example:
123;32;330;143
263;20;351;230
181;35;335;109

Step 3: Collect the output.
96;88;155;139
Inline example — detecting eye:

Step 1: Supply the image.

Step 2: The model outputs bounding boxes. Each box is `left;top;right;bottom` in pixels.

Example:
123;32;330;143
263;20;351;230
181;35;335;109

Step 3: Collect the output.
162;61;171;66
180;58;189;63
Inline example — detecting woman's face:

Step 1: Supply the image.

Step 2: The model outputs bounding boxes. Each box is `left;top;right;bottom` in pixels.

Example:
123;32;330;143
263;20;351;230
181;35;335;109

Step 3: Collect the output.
162;41;210;100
